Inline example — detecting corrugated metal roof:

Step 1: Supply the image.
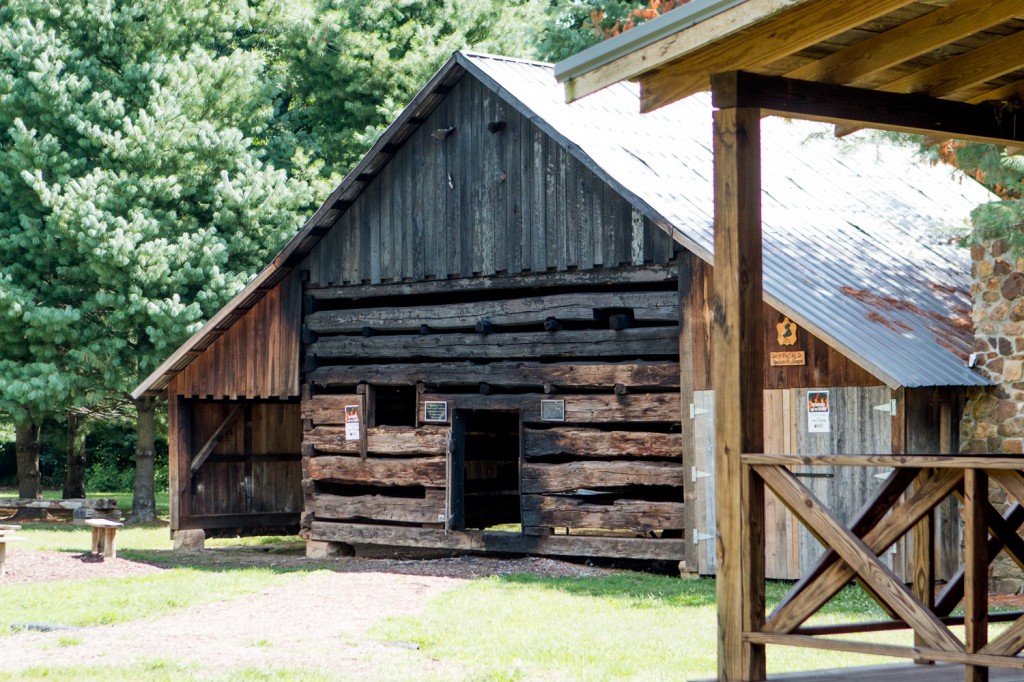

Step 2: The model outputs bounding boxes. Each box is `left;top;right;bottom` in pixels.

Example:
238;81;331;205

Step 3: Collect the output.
465;52;993;388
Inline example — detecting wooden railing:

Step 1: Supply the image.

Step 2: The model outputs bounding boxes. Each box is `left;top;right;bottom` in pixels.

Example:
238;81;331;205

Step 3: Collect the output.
734;453;1024;678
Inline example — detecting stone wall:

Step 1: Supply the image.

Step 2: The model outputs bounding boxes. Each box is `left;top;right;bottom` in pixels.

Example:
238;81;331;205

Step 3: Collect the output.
962;235;1024;592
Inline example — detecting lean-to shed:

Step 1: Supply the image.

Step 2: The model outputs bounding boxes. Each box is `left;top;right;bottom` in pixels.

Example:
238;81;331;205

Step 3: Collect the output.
133;52;992;577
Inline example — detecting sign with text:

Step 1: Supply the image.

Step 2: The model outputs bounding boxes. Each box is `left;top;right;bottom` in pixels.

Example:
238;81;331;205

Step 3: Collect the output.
770;351;806;366
422;400;449;423
807;390;830;433
344;404;361;442
540;399;566;422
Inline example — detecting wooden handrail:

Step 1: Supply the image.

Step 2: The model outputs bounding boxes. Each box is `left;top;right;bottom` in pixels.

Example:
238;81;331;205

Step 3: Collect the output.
742;453;1024;469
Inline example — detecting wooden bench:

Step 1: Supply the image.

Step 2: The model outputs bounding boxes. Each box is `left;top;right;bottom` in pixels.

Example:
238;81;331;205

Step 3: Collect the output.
85;519;123;559
0;525;24;577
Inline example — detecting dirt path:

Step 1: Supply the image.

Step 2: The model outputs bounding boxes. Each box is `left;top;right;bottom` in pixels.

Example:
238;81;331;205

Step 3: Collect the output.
0;548;608;679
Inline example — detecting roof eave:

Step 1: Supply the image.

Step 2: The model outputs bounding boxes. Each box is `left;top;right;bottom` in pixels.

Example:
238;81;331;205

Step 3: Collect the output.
553;0;808;102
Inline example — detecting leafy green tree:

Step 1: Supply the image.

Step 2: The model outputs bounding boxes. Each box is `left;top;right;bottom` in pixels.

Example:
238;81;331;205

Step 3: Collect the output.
0;0;324;520
267;0;550;175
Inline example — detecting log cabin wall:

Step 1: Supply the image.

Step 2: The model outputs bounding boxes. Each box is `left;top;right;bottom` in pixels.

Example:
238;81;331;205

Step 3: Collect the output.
299;264;687;559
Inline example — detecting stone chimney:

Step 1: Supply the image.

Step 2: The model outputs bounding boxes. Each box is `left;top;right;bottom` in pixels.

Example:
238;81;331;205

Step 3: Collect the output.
961;235;1024;591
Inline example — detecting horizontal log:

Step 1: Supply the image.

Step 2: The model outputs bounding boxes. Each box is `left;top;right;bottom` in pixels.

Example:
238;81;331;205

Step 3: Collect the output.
305;425;448;455
306;263;677;301
310;327;678;360
521;461;684;493
304;456;446;487
523;428;681;459
312;493;446;524
176;512;300;531
309;361;680;390
306;291;677;334
300;395;360;426
310;521;686;561
421;393;681;424
0;498;117;511
522;495;685;531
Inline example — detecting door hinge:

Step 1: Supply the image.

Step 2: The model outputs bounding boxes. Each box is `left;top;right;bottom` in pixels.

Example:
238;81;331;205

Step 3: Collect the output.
873;399;897;414
690;403;709;419
692;529;714;544
691;466;711;482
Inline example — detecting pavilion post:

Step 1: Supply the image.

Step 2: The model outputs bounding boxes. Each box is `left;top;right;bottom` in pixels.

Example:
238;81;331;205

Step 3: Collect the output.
712;104;766;681
964;468;989;682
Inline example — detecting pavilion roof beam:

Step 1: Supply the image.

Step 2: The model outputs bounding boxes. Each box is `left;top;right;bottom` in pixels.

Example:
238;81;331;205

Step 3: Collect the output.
835;30;1024;137
877;30;1024;99
638;0;918;112
784;0;1023;86
713;71;1024;147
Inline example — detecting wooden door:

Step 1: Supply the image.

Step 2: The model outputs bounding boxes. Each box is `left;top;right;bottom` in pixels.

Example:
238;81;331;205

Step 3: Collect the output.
792;386;895;576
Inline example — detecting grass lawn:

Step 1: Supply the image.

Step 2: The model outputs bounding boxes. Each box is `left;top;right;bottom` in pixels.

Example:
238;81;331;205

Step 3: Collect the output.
373;573;1001;681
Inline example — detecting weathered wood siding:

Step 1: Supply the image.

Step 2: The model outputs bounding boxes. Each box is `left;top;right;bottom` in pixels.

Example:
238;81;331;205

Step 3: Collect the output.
170;398;302;534
692;385;961;580
302;74;676;286
684;258;882;391
172;270;302;400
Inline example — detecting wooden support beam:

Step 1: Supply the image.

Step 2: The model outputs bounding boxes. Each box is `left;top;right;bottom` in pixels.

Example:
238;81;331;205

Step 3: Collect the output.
712;105;765;681
711;71;1024;147
912;470;936;656
756;465;961;653
879;31;1024;100
963;469;989;680
309;361;680;391
741;454;1024;469
785;0;1023;86
190;404;245;473
311;521;687;561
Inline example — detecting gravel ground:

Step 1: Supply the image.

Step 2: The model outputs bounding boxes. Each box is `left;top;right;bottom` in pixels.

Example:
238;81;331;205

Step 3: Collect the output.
0;544;613;679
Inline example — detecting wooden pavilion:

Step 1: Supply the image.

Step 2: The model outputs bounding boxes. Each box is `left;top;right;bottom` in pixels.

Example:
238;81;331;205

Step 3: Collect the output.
555;1;1024;680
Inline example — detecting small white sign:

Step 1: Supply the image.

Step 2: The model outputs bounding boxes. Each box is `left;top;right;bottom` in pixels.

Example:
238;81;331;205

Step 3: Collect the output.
807;390;830;433
345;404;361;441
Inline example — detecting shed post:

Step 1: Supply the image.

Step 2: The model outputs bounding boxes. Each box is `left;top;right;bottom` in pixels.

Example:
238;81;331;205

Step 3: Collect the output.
712;104;766;680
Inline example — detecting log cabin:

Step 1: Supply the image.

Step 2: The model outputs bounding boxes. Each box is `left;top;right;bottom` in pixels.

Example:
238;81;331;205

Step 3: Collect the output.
133;50;992;580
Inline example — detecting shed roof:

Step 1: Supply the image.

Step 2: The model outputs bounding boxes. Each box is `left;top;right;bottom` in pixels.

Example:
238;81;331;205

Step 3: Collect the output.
133;51;993;398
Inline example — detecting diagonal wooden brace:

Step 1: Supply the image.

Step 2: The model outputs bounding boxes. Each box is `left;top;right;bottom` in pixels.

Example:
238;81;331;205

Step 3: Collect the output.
757;464;963;653
766;467;962;633
772;467;918;616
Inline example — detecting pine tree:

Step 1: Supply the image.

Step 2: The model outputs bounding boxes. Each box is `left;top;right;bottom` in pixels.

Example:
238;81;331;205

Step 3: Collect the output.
0;0;323;519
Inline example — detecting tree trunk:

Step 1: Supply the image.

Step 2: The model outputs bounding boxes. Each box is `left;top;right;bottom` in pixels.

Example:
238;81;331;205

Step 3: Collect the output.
62;414;87;499
129;397;157;523
14;421;44;520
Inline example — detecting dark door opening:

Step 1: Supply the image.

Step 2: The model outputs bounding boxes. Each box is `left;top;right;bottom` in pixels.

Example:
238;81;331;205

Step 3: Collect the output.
449;410;521;531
